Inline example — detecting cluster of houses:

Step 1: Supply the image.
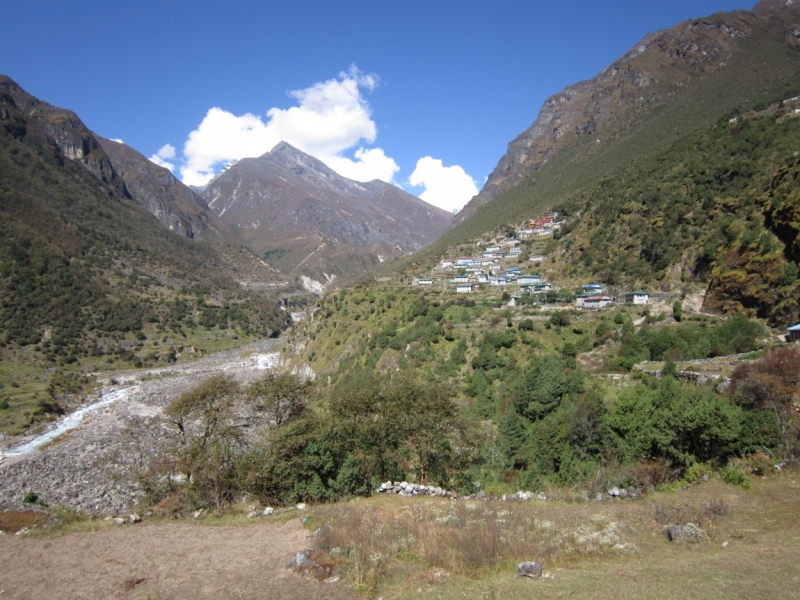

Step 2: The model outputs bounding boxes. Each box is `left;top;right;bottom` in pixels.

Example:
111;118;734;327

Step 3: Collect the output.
517;214;564;238
411;213;654;310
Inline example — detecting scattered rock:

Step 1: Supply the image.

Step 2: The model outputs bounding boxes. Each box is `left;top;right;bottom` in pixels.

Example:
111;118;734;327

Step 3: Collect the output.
246;510;261;519
296;503;306;511
263;507;274;516
665;523;705;543
517;561;543;578
128;514;141;524
193;509;204;519
113;517;125;525
287;549;316;569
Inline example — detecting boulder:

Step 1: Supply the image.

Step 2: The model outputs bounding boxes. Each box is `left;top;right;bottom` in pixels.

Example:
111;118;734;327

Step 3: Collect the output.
665;523;705;543
128;514;141;524
287;549;315;569
517;561;543;578
113;517;125;525
263;507;274;516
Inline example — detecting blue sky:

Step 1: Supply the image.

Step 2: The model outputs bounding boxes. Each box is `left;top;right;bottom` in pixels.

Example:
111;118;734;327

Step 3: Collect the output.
3;0;752;210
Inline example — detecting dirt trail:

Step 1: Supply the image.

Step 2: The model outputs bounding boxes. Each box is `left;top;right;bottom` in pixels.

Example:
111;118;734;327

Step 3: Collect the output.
0;518;354;599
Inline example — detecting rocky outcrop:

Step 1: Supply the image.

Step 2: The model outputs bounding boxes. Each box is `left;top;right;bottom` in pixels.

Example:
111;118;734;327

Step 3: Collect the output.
96;137;241;242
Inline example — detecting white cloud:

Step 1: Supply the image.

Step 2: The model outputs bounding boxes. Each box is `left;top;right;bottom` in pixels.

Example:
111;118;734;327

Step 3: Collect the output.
408;157;479;212
179;67;398;186
149;143;177;172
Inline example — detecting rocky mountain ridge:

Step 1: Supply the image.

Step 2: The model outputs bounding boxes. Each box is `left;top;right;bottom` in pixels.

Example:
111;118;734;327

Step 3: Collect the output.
200;141;452;282
203;141;451;247
0;75;239;243
455;0;800;224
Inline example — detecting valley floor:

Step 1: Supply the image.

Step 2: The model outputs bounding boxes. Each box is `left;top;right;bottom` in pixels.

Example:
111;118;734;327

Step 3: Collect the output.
0;517;354;600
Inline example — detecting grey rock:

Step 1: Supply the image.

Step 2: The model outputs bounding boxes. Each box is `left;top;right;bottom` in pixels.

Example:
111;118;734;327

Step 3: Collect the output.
665;523;705;543
128;513;141;523
263;507;274;516
476;491;486;499
287;549;315;569
517;561;543;578
595;493;604;502
113;517;125;525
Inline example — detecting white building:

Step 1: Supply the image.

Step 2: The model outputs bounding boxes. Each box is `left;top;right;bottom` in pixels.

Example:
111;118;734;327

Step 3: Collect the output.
624;291;650;305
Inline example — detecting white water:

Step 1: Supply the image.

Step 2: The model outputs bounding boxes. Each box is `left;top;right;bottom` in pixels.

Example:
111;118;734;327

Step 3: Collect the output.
253;352;280;370
0;386;136;459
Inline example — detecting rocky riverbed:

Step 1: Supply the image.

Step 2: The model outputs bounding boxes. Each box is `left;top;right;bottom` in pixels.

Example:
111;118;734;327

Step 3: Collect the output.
0;339;284;514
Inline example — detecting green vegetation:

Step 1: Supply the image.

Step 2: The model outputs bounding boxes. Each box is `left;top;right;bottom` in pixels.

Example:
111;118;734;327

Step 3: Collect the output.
552;107;800;324
0;85;290;434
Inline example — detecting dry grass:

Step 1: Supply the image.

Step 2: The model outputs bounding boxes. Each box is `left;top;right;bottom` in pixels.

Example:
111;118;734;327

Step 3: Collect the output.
310;472;800;599
312;494;640;594
0;509;49;533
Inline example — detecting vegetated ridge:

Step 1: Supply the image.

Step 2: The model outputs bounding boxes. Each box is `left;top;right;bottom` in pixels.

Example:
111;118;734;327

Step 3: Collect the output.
396;0;800;324
0;75;291;433
200;141;452;288
456;0;800;224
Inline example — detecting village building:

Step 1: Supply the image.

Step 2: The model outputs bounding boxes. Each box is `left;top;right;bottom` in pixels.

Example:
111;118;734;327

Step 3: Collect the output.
582;295;613;309
582;283;604;293
412;278;434;286
456;284;477;293
452;275;470;284
456;256;474;266
518;274;542;285
440;259;454;268
624;290;650;305
509;247;522;256
788;323;800;342
489;277;508;286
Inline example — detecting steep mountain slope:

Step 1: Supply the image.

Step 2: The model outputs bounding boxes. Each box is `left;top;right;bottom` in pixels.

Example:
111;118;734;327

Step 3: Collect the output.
378;0;800;325
0;76;290;372
96;137;244;243
200;142;452;284
455;0;800;226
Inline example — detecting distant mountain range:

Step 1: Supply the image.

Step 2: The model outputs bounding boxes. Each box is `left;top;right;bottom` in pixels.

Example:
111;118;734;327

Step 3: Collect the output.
199;141;452;287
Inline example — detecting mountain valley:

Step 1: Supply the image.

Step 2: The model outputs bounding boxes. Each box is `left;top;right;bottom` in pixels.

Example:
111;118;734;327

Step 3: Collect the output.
1;2;800;598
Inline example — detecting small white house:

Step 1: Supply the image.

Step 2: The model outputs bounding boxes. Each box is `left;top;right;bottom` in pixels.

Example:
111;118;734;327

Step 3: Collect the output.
529;255;545;262
452;276;470;284
485;245;501;253
509;247;522;256
624;290;650;305
518;274;542;285
583;295;613;310
456;284;476;293
412;278;433;286
788;323;800;342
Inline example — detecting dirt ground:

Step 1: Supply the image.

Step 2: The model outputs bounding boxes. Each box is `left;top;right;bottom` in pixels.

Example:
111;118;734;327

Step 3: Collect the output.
0;518;355;600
